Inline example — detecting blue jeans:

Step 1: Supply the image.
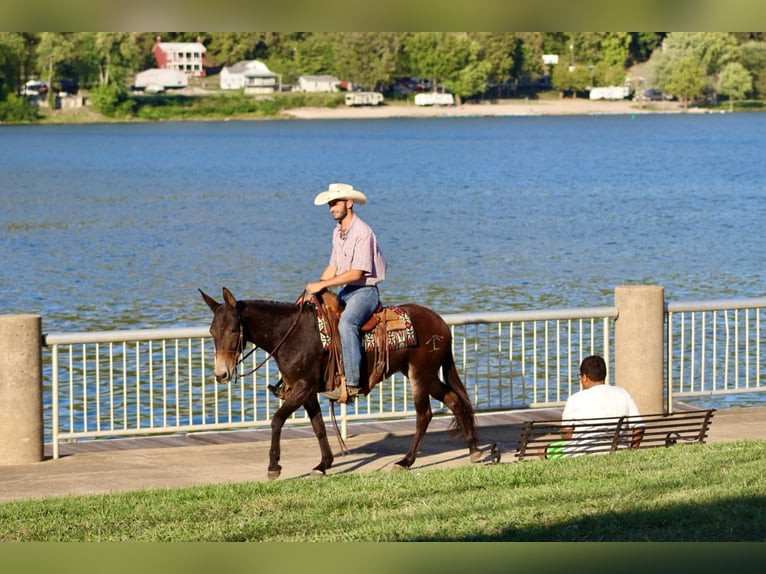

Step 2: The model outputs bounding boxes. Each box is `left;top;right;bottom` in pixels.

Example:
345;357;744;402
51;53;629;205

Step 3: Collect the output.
337;285;380;388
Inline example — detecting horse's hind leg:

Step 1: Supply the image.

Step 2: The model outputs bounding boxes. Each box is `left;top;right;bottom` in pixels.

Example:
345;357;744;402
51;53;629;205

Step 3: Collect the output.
428;380;482;462
395;385;432;470
303;393;334;476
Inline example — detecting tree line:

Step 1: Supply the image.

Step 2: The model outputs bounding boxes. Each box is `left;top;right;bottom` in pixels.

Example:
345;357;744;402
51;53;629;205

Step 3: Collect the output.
2;32;766;120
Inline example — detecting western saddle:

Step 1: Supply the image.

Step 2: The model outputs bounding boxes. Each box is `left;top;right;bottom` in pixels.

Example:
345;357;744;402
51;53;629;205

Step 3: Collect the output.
268;290;406;402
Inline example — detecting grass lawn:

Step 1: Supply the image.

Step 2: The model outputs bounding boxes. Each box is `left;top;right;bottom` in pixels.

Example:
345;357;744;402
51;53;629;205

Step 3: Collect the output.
1;440;764;542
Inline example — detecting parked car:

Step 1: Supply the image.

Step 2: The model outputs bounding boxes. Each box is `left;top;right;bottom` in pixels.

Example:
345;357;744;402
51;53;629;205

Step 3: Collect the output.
23;80;48;97
641;88;664;101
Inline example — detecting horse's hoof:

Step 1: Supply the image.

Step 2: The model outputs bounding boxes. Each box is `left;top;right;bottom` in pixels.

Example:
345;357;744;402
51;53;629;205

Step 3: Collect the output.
490;443;501;464
267;468;281;480
311;467;327;477
470;450;484;463
392;462;410;471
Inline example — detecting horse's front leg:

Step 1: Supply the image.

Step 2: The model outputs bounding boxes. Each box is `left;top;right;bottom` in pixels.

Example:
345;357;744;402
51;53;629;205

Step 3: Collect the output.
268;398;302;479
303;393;334;476
268;410;287;480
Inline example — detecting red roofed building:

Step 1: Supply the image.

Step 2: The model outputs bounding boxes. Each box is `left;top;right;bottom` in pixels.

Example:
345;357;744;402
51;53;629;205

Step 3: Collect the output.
153;36;207;78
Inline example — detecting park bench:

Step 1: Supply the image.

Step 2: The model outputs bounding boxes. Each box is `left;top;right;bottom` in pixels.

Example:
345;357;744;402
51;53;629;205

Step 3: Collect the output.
512;409;716;461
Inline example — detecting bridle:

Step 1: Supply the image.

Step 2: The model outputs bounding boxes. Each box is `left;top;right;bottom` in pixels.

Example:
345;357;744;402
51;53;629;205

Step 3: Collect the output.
217;293;307;381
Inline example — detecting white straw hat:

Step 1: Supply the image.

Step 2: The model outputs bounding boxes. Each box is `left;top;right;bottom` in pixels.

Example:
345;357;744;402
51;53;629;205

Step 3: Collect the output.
313;182;368;205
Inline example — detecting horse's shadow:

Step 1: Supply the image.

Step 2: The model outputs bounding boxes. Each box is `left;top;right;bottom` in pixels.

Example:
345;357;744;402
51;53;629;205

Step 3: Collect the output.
325;421;526;475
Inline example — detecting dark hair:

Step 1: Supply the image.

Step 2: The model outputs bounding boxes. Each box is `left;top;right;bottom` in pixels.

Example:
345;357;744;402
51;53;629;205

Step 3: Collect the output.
580;355;607;382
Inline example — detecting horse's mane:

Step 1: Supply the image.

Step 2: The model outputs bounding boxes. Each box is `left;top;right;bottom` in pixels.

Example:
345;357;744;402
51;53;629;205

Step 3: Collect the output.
240;292;336;314
238;299;315;314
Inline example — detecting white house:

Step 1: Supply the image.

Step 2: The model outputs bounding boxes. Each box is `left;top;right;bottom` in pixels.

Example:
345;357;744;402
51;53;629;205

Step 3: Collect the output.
297;75;340;92
220;60;281;93
134;68;188;91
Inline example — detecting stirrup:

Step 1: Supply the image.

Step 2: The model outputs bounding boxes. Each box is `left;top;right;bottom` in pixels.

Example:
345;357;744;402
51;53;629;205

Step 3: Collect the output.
320;385;361;403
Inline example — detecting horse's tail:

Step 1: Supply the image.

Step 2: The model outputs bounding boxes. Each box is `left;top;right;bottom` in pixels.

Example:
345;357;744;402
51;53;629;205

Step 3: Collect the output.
443;348;478;436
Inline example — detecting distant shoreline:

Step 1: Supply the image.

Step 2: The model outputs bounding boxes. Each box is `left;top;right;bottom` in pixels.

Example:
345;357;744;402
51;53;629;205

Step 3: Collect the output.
29;96;702;126
281;97;689;120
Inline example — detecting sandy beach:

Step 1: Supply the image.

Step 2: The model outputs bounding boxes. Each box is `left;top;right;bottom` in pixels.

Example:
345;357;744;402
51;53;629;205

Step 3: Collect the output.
282;97;686;120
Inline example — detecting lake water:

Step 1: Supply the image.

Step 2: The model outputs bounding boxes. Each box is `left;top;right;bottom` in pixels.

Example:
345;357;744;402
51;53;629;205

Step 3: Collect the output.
1;113;764;337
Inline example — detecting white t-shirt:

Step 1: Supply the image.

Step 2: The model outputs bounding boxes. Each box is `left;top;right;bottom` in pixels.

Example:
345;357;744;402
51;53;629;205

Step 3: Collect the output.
560;384;643;456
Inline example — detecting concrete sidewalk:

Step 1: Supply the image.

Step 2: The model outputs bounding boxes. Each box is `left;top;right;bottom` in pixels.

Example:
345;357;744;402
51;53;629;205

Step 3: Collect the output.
2;406;765;503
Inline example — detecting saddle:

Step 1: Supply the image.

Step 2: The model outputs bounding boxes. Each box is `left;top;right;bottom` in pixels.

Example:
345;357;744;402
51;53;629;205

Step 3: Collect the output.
315;290;408;396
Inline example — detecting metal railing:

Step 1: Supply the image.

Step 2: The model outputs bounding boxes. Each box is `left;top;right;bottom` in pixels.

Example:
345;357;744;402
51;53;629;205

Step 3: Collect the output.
667;298;766;407
43;306;617;458
42;296;766;458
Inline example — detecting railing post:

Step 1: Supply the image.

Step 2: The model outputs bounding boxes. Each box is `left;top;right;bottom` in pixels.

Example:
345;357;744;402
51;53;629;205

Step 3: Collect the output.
614;286;665;414
0;314;44;464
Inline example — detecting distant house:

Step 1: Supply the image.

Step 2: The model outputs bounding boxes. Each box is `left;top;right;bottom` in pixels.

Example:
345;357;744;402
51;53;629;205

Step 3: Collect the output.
134;68;188;92
220;60;282;93
297;75;340;92
153;36;206;78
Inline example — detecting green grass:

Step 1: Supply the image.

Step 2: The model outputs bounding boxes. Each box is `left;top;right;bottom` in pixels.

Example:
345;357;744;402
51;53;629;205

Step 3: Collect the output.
129;91;345;121
32;91;347;124
1;440;764;542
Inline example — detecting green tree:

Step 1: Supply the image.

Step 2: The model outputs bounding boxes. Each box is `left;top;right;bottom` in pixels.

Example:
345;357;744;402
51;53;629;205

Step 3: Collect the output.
652;32;739;103
0;32;25;96
718;62;753;111
0;33;42;122
205;32;269;66
551;63;590;98
739;41;766;98
448;58;492;101
600;32;631;67
403;33;491;101
664;57;706;108
589;61;627;87
468;32;516;96
86;32;141;87
241;33;308;85
2;33;41;94
566;32;606;67
628;32;663;64
293;32;335;75
512;32;545;86
36;32;78;105
331;32;403;91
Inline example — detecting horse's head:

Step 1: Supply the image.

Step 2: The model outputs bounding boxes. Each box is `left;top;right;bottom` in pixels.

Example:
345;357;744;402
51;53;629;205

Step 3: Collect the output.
200;287;242;384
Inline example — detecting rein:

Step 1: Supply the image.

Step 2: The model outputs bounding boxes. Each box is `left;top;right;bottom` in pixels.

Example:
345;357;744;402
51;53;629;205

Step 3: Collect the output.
227;290;351;457
235;292;307;378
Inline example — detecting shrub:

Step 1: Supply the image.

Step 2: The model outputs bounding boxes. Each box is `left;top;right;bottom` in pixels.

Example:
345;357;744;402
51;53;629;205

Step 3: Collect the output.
0;93;39;122
89;85;136;118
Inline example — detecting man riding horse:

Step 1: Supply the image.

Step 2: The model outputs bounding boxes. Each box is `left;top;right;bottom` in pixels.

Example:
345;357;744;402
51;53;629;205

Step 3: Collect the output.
200;182;483;477
305;183;387;403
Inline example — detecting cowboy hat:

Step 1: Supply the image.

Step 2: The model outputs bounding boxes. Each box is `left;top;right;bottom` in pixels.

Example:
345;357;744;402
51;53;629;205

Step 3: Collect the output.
313;182;368;205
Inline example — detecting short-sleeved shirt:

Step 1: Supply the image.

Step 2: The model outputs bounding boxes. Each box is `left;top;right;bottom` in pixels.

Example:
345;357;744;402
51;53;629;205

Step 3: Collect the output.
329;214;387;287
560;384;644;456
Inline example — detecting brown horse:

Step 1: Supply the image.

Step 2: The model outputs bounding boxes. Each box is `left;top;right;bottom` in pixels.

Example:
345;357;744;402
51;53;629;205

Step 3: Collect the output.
200;287;482;479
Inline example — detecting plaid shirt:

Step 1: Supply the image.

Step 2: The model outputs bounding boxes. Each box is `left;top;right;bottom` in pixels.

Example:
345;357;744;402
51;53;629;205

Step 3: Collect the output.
329;214;387;286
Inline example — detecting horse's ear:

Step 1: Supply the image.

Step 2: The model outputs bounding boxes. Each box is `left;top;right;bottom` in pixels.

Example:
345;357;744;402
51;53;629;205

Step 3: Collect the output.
222;287;237;308
199;289;221;312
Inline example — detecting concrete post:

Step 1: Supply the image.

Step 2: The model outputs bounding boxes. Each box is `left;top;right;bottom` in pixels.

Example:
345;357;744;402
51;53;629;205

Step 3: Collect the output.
0;314;44;464
614;286;665;415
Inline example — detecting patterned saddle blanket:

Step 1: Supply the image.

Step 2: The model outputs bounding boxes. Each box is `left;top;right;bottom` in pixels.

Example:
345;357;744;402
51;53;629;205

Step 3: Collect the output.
316;305;417;351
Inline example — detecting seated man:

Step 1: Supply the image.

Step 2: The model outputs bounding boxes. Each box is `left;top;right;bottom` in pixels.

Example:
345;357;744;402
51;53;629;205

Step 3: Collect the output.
547;355;644;458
